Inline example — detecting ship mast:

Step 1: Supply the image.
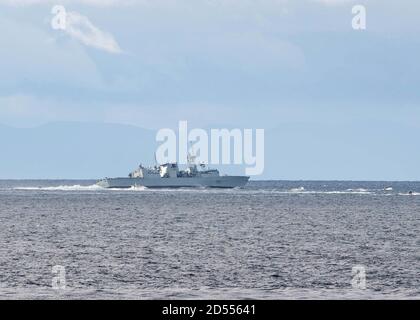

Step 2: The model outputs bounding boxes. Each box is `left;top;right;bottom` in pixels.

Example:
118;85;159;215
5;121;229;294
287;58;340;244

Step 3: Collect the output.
187;141;196;165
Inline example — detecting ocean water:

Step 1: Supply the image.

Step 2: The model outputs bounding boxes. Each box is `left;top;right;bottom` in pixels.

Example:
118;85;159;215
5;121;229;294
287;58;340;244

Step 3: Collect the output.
0;180;419;300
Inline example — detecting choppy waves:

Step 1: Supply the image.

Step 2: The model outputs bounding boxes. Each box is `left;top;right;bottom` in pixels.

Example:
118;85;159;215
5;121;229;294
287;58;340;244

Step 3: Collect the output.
0;286;418;300
282;187;373;195
1;180;419;299
14;185;104;191
7;184;420;196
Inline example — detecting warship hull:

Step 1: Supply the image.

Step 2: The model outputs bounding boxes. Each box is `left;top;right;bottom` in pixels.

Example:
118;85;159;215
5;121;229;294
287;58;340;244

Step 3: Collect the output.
97;176;249;189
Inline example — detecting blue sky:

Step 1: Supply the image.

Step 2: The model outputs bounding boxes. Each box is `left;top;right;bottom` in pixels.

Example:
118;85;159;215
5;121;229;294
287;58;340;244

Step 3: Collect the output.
0;0;419;179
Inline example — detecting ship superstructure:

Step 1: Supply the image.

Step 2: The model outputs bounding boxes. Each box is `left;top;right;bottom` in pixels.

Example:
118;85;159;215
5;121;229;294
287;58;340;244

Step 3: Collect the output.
97;153;249;189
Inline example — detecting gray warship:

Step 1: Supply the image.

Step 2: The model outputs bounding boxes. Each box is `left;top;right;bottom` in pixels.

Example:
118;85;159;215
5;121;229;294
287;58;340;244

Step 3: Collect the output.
96;154;249;189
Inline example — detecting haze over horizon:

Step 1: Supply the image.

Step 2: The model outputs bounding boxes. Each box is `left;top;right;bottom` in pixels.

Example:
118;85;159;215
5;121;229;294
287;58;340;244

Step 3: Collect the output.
0;120;418;181
0;0;419;180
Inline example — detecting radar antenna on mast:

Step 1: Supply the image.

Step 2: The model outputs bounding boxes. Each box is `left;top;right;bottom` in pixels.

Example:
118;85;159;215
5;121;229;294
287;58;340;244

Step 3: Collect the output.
187;141;197;165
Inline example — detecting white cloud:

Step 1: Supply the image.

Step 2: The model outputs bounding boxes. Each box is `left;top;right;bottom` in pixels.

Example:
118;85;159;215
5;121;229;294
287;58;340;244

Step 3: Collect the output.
0;17;102;86
0;1;123;53
0;0;136;6
312;0;355;4
310;0;364;6
0;0;356;7
63;11;123;54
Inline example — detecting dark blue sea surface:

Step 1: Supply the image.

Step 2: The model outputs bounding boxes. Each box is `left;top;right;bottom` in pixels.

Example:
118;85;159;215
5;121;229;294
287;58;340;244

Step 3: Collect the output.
0;180;419;299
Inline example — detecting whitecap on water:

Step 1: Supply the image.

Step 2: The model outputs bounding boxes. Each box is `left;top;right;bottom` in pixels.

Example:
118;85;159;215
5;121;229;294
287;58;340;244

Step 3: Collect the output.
346;188;369;192
289;187;305;192
14;184;104;191
398;192;420;196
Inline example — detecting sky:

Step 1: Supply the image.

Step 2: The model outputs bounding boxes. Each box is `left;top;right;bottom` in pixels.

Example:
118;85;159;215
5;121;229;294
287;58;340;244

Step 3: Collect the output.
0;0;419;180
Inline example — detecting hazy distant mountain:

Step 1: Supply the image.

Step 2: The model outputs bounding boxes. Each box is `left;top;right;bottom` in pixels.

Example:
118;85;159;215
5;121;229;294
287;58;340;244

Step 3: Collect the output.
0;121;419;180
265;121;420;181
0;122;156;179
